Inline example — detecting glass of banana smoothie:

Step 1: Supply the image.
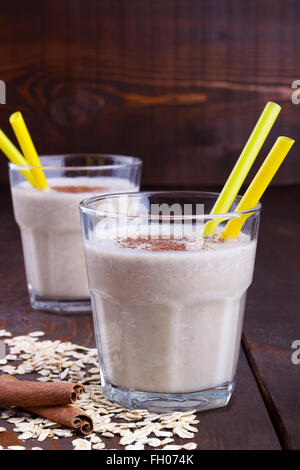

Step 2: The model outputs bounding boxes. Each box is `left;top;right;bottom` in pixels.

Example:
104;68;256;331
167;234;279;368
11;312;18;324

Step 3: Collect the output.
10;154;142;314
80;191;260;412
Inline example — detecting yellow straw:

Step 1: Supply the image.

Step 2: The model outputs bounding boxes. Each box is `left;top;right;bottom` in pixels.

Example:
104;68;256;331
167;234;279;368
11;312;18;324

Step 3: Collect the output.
222;136;294;240
205;102;281;236
0;129;36;187
9;112;48;190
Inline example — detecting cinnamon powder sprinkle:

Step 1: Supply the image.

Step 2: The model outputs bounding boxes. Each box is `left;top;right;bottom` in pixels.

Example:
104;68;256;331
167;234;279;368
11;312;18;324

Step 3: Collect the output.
116;234;224;251
51;186;108;194
116;236;188;251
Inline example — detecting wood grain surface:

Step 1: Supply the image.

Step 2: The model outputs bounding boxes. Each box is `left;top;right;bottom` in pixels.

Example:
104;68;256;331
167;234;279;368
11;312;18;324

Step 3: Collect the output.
0;0;299;186
243;186;300;450
1;183;298;449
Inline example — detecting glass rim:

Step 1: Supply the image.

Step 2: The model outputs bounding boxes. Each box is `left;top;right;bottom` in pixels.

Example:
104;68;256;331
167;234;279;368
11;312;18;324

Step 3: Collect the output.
9;153;142;171
79;191;262;220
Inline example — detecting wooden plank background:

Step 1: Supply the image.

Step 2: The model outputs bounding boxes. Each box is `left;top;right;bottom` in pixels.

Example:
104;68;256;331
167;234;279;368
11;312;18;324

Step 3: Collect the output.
243;186;300;450
0;1;299;449
0;0;299;186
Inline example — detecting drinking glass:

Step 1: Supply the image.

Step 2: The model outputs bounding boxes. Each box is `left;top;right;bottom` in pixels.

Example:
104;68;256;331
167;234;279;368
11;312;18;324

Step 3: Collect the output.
80;191;260;412
10;154;142;314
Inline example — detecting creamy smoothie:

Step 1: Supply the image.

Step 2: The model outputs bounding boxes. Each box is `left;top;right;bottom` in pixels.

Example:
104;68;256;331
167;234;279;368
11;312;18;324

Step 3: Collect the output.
11;177;137;300
84;230;257;394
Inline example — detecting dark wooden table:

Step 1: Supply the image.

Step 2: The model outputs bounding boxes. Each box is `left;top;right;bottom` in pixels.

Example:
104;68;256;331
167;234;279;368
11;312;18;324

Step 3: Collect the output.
0;184;299;450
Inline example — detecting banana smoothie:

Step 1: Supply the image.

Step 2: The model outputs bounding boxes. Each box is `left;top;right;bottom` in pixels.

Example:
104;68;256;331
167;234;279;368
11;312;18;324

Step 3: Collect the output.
11;177;138;302
84;230;257;394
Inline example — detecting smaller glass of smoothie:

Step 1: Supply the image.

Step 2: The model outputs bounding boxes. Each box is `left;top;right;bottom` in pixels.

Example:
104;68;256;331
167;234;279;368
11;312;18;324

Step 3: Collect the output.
80;191;260;412
10;154;142;314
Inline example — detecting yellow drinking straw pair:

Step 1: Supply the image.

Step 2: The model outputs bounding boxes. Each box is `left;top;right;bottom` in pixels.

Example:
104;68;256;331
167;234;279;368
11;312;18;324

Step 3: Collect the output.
0;104;295;237
204;102;294;239
0;112;48;190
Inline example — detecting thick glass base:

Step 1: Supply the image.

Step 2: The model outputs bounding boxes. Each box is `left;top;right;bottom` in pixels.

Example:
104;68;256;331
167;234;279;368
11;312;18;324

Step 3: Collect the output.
102;380;235;414
29;286;91;314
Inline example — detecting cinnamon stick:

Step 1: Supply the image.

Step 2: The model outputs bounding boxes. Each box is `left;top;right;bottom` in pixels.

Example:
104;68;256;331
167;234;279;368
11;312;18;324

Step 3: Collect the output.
26;404;93;435
0;374;84;407
0;375;93;435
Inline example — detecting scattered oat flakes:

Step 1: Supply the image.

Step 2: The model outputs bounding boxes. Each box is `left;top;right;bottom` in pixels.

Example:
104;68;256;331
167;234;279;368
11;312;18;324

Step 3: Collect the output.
173;426;194;439
163;444;183;450
7;418;24;424
183;442;197;450
119;434;136;446
73;439;92;450
147;438;162;447
93;442;105;450
37;429;50;442
90;435;102;444
0;330;11;337
39;369;51;376
18;431;33;440
0;330;200;451
125;444;145;450
153;429;173;438
6;354;17;360
28;332;45;337
7;446;26;450
160;438;174;445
